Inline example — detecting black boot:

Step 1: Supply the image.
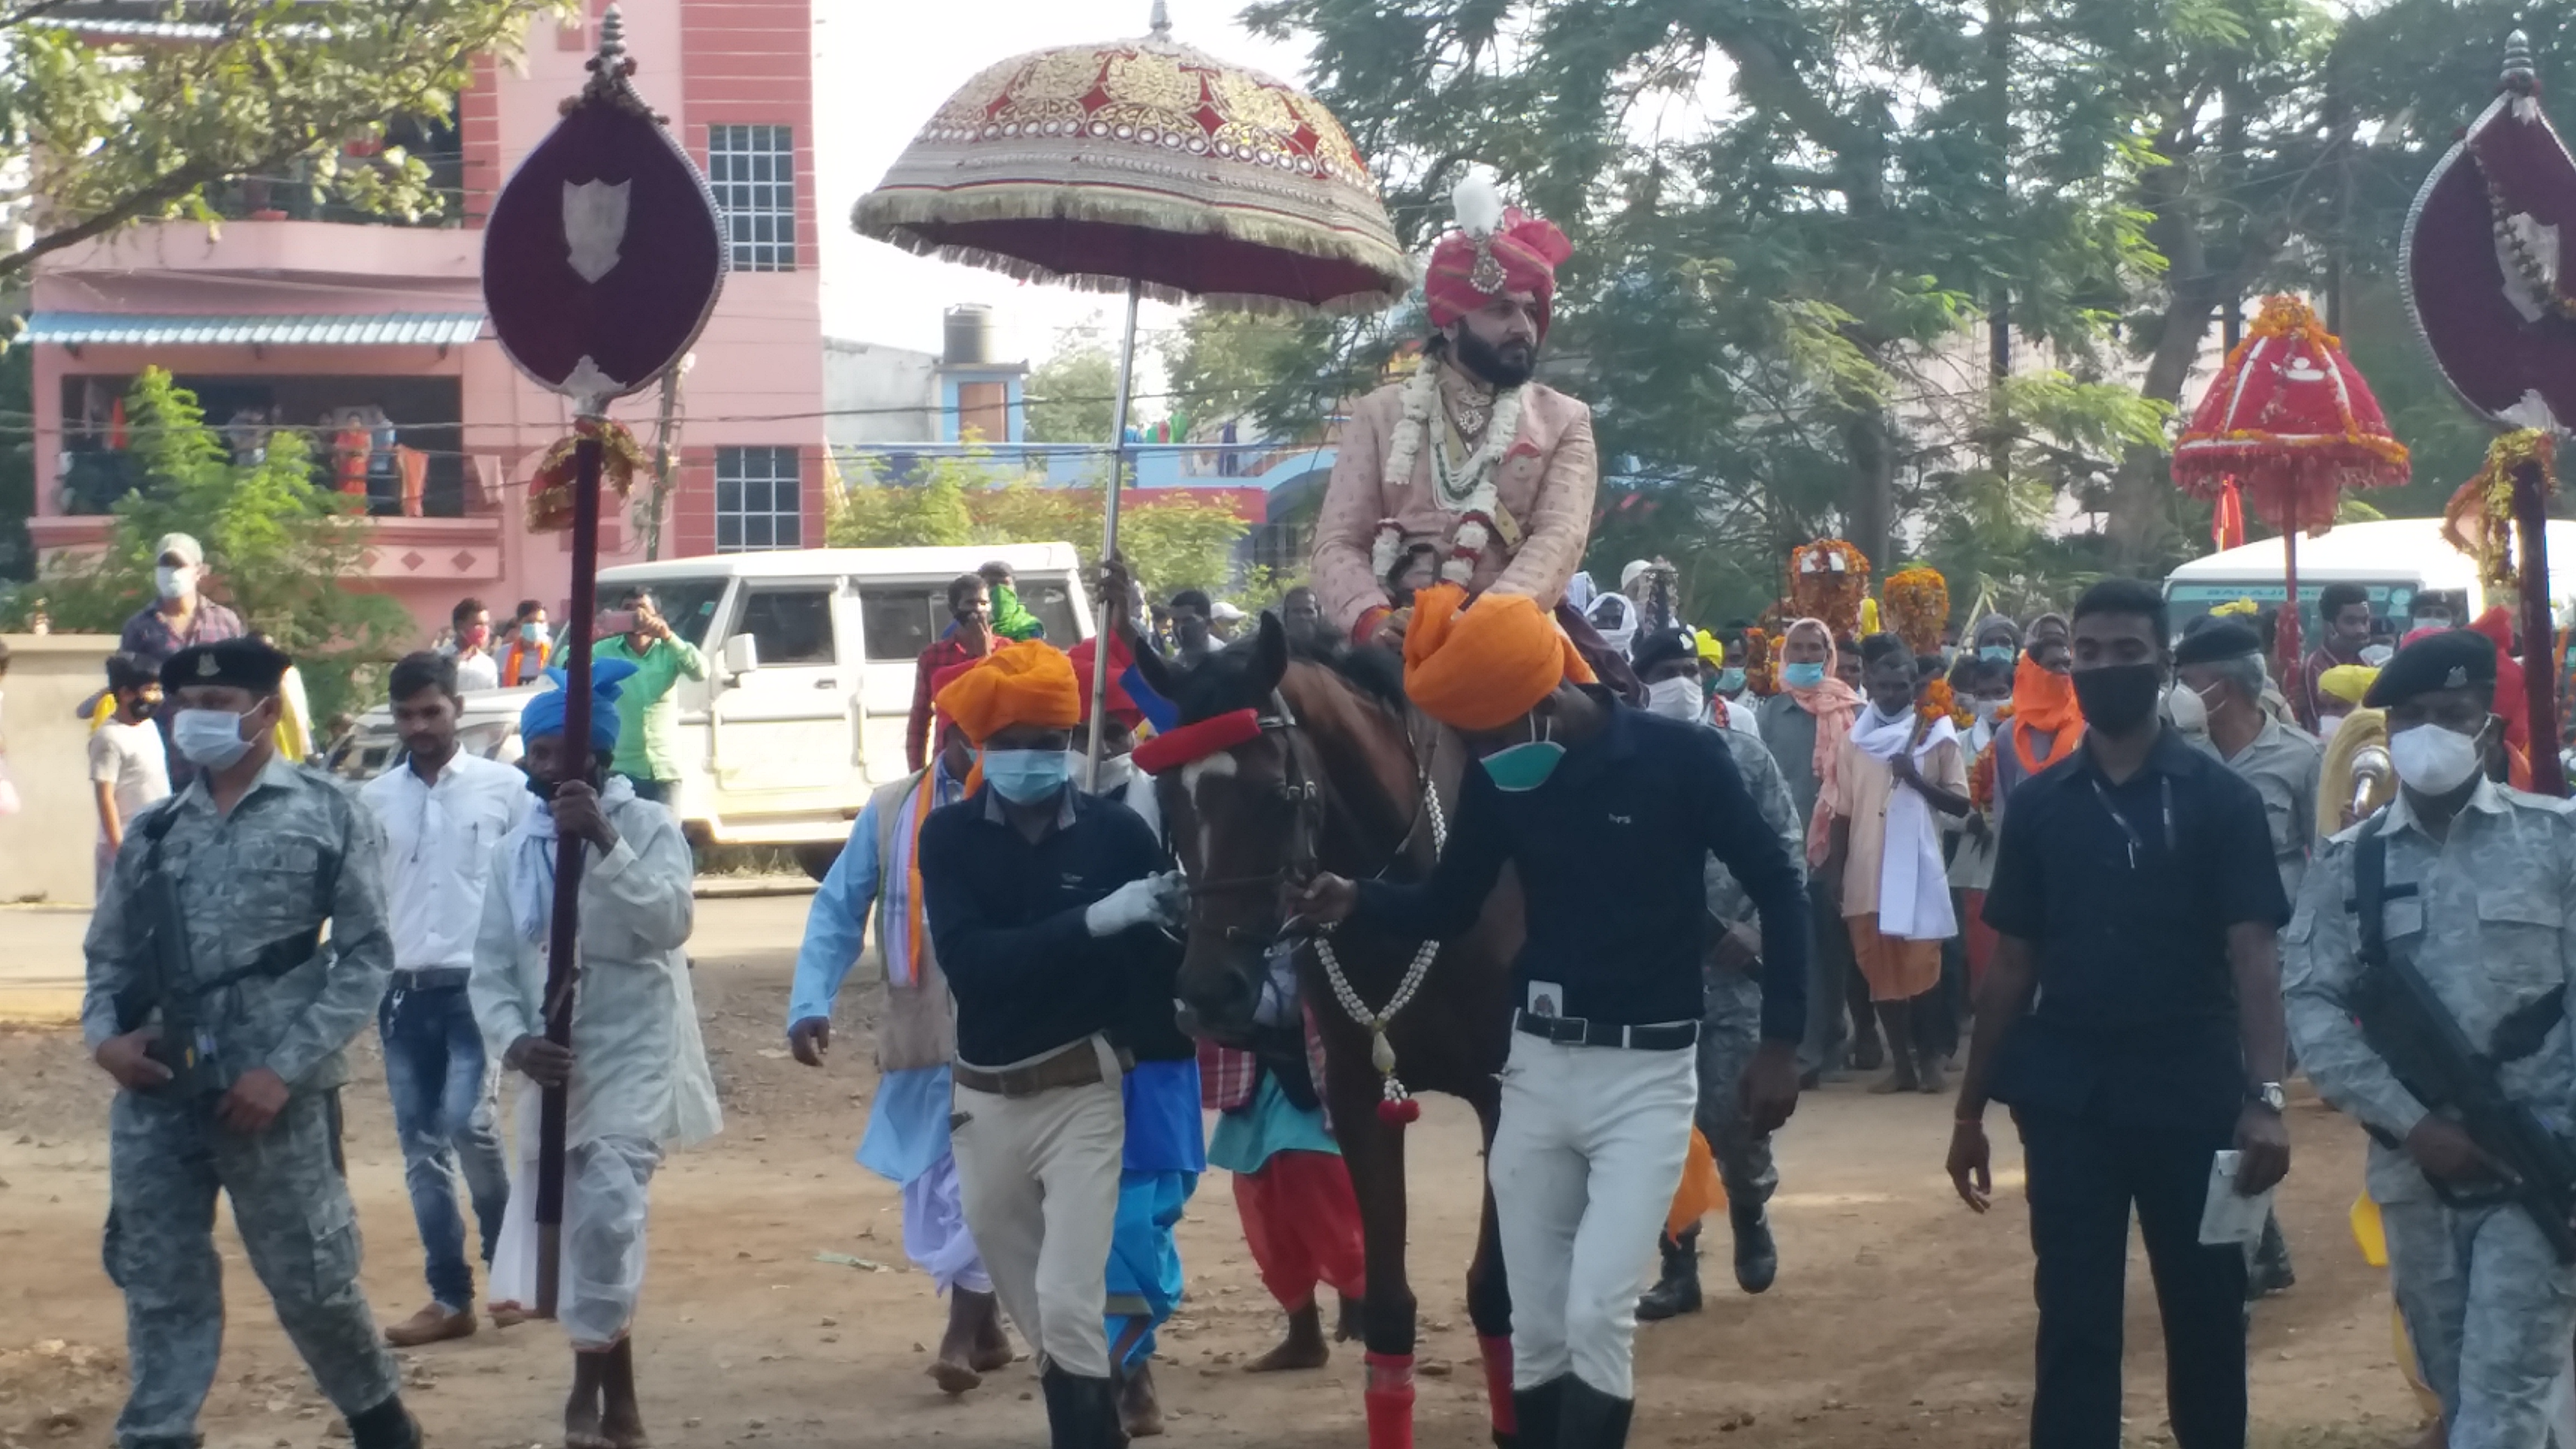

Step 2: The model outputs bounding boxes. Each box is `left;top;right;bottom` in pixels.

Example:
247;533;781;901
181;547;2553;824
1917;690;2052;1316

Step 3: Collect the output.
1558;1377;1635;1448
1634;1227;1702;1321
1730;1200;1777;1295
345;1395;419;1449
1511;1377;1566;1448
1041;1365;1128;1449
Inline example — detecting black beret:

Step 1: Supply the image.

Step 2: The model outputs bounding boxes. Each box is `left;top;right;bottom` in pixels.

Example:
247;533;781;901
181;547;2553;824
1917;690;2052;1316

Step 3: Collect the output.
2174;619;2262;666
162;637;290;695
2362;628;2496;708
1629;627;1697;675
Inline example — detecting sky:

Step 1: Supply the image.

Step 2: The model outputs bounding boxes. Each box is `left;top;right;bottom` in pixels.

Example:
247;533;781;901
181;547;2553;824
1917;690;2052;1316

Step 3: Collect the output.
815;0;1315;382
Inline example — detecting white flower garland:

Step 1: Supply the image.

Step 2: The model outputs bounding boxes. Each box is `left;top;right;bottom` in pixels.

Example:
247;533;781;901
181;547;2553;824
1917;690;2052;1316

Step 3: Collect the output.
1376;363;1531;587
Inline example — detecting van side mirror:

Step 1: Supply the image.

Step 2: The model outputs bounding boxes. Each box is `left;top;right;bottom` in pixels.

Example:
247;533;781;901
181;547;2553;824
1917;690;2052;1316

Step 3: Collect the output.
721;634;760;678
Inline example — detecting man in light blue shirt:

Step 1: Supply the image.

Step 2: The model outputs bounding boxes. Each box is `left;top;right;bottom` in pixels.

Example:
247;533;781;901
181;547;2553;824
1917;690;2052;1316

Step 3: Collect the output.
787;688;1009;1396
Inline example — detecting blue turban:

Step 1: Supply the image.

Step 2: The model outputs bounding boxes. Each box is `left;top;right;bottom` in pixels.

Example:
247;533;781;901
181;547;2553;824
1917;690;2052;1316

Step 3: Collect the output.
519;659;640;753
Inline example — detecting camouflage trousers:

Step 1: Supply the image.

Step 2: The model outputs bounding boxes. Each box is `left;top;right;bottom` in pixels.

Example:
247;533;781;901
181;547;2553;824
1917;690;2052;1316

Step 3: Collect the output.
105;1088;399;1449
1695;968;1777;1210
2381;1181;2576;1449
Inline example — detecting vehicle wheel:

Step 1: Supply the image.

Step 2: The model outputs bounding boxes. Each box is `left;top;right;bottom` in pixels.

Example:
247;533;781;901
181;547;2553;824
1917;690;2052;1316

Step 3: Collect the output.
792;843;842;883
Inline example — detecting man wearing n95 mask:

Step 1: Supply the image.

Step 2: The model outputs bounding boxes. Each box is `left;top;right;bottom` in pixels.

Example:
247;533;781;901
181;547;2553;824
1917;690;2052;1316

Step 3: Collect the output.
917;640;1184;1449
2284;627;2576;1449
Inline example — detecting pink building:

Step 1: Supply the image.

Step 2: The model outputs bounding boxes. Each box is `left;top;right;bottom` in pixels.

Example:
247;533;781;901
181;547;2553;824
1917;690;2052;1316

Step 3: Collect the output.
26;0;823;638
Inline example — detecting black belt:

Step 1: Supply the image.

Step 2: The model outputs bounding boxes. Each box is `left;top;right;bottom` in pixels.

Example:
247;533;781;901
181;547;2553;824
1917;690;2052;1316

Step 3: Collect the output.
390;967;471;991
1513;1010;1698;1051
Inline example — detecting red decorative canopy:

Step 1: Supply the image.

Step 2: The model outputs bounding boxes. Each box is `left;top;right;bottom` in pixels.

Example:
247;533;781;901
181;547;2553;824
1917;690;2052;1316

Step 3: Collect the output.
2171;295;2410;534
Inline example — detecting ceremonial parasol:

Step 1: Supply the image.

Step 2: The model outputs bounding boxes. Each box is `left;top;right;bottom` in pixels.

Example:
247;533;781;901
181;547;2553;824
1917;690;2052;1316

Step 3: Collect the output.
2171;294;2408;682
2402;32;2574;794
853;1;1406;774
479;8;727;1313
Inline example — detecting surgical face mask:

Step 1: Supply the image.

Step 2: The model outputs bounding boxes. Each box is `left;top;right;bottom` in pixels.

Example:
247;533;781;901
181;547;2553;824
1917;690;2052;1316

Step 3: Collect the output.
2072;662;2162;733
520;622;550;646
1978;644;2015;664
2388;721;2485;794
1479;717;1565;793
154;565;196;603
1971;697;2004;724
983;747;1072;803
2318;712;2347;742
1083;751;1136;795
1781;661;1827;690
1717;667;1746;695
172;707;252;769
2361;644;2394;667
1645;675;1703;722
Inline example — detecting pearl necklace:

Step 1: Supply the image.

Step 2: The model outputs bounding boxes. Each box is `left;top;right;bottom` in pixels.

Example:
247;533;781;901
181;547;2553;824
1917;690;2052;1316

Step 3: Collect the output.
1376;363;1530;586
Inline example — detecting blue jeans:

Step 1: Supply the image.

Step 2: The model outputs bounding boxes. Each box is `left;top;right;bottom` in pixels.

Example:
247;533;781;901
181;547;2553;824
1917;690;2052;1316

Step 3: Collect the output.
378;982;510;1310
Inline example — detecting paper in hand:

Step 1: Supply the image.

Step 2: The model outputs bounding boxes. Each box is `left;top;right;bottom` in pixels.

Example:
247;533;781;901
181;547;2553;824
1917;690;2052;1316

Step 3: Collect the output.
2199;1149;2275;1246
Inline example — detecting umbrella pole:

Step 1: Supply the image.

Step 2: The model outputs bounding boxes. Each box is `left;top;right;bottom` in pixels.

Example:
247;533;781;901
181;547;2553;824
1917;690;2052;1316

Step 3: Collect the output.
2513;457;2564;796
1085;278;1144;789
2279;530;2303;699
534;425;605;1316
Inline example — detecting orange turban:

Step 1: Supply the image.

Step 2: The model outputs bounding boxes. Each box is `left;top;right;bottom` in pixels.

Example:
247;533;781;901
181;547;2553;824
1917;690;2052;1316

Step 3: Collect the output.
932;640;1080;746
1402;583;1593;731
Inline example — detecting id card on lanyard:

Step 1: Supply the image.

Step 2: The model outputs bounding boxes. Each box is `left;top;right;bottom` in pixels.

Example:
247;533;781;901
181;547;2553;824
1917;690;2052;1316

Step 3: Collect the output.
2090;775;2176;870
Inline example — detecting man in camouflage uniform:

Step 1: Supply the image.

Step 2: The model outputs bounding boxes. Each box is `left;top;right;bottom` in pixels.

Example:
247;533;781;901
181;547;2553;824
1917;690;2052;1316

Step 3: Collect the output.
1633;629;1803;1318
82;638;417;1449
2285;629;2576;1449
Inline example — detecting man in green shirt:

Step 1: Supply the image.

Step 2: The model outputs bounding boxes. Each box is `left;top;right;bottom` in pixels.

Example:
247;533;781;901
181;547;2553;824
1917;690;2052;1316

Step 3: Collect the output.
589;589;707;804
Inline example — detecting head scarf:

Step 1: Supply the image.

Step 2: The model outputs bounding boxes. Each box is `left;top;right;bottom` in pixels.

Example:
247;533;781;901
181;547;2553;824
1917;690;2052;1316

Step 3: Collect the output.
932;639;1079;746
1587;592;1638;656
1403;582;1592;732
519;659;639;753
1424;168;1573;340
2008;652;2082;776
2317;664;2379;707
1782;618;1865;866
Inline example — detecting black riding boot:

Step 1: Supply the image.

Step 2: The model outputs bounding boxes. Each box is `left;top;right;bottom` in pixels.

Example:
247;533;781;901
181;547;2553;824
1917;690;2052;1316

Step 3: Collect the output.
1635;1226;1702;1321
1041;1365;1128;1449
1512;1377;1566;1448
1730;1200;1777;1294
1558;1377;1635;1448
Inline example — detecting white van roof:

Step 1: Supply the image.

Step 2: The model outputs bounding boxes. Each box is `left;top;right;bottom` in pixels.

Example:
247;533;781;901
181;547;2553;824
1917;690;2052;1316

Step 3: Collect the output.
599;542;1083;585
2167;517;2535;588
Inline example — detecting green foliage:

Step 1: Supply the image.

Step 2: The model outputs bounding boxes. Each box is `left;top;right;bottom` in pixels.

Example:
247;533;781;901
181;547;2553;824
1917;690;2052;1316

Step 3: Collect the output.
6;369;410;721
1;0;559;280
825;450;1253;605
0;334;31;582
1024;337;1120;444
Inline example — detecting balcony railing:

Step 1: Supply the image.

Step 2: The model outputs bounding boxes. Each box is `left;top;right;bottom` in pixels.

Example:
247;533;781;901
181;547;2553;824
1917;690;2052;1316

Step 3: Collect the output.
201;149;471;229
58;447;469;519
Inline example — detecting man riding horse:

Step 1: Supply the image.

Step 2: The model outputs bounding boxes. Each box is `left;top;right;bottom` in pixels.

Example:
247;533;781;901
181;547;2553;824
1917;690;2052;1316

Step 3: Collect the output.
1310;166;1640;701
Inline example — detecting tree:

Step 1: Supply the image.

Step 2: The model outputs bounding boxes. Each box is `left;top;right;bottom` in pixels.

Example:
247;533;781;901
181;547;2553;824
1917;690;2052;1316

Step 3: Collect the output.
5;368;411;721
1023;335;1120;444
0;0;555;282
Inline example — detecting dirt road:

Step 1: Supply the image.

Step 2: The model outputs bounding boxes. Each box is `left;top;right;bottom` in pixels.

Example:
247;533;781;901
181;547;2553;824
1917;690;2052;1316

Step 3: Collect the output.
4;898;2421;1448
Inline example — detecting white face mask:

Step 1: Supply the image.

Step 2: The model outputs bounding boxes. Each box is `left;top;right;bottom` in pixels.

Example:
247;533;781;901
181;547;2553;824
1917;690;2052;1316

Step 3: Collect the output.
1083;751;1136;795
2388;721;2484;794
2318;712;2346;742
172;707;253;769
1644;675;1703;722
2164;683;2209;734
155;565;196;602
1971;698;2004;724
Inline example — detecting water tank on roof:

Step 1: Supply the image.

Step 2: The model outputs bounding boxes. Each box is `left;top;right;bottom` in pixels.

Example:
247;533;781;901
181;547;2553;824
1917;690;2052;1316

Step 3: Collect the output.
943;305;995;367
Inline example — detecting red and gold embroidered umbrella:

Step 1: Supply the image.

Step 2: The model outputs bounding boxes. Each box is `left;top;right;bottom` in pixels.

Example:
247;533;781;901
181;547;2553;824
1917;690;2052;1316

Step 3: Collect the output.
2171;295;2409;670
2403;32;2573;794
854;2;1404;778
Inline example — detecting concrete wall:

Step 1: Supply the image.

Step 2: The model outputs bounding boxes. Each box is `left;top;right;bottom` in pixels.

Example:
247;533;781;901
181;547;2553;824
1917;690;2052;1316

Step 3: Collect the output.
0;633;117;907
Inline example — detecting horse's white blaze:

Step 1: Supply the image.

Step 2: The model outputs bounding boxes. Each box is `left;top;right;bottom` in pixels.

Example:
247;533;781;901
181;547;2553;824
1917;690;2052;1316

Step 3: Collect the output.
1182;753;1239;870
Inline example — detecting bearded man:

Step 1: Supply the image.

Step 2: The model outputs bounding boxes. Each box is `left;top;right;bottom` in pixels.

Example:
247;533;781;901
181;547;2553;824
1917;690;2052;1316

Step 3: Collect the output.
1311;167;1634;696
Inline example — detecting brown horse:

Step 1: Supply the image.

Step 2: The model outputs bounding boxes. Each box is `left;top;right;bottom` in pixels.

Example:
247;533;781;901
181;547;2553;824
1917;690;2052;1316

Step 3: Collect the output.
1131;614;1524;1449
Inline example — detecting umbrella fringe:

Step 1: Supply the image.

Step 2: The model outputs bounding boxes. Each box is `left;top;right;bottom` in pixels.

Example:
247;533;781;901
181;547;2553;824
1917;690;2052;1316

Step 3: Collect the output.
853;185;1409;315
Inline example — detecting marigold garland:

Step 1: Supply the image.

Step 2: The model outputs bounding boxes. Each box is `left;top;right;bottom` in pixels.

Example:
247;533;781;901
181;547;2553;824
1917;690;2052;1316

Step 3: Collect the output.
1919;676;1959;728
1741;626;1775;697
1788;539;1871;640
527;419;648;533
1884;566;1950;657
2440;429;2556;594
1968;741;1998;811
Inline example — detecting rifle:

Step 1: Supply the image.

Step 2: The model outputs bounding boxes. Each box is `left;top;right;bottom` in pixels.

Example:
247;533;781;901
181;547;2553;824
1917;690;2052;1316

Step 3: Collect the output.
2348;816;2576;1262
111;808;326;1102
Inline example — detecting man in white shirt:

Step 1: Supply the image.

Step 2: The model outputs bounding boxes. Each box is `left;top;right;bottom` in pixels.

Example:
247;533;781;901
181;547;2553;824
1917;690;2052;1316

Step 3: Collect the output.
444;598;503;693
88;652;170;892
357;652;528;1347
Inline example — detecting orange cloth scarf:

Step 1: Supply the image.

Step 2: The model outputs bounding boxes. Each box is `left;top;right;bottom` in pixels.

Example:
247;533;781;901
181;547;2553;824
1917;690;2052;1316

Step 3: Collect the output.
2008;654;2082;776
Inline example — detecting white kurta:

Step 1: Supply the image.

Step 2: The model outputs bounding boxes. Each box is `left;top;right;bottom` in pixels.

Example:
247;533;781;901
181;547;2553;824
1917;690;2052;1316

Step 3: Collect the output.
471;791;719;1344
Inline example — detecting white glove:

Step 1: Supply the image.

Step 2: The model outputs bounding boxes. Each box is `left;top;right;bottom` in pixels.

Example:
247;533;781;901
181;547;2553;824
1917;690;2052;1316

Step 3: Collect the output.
1086;871;1185;938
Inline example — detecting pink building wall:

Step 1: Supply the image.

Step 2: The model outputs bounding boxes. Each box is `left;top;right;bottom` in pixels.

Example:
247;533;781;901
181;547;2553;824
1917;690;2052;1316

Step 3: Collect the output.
27;0;822;642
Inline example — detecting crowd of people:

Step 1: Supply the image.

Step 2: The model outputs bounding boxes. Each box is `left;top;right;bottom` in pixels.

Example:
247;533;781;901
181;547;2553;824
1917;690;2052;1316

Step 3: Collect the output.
59;157;2576;1449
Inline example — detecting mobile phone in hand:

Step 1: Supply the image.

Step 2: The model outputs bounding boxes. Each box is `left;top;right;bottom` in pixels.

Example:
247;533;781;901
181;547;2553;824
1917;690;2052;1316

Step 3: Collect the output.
595;609;637;638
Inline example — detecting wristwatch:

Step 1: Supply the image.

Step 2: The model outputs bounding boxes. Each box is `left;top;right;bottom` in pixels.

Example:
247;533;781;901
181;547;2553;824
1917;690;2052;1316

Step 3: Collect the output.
2248;1081;2286;1113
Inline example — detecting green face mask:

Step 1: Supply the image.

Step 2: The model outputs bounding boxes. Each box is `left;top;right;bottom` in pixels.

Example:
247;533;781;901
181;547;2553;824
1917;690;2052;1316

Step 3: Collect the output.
1479;717;1565;793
